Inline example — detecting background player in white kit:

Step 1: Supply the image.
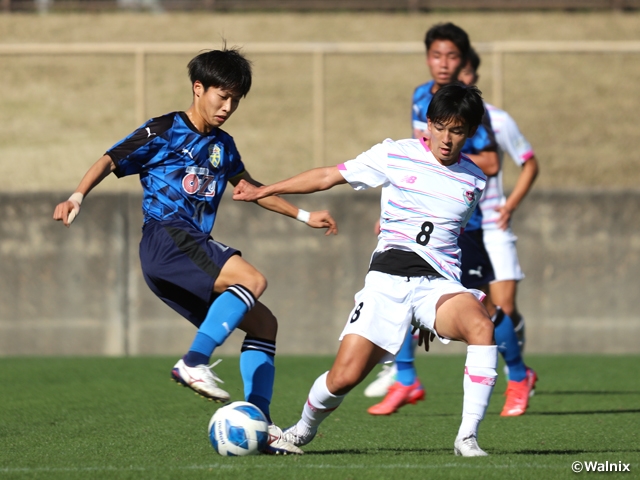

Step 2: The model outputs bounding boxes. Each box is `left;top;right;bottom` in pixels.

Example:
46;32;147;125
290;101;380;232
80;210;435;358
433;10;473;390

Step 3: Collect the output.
233;83;498;457
458;49;540;348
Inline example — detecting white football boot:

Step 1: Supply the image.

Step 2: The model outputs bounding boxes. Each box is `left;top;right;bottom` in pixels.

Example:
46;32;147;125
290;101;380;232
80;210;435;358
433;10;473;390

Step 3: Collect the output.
282;422;317;447
263;424;304;455
171;358;230;402
454;435;488;457
363;363;397;398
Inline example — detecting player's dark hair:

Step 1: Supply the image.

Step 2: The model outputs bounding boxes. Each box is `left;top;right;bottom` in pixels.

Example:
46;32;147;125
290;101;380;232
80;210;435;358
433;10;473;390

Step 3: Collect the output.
468;47;481;72
427;83;484;132
188;48;252;97
424;22;470;59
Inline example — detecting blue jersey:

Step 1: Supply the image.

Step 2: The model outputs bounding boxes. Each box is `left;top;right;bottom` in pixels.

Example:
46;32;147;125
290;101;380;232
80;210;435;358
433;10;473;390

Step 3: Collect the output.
412;80;495;232
411;80;437;133
108;112;245;234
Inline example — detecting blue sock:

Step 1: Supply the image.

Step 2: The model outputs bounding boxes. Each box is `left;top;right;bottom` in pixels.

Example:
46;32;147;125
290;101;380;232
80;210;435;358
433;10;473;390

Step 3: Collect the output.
240;337;276;423
396;330;417;386
184;285;256;367
494;309;527;382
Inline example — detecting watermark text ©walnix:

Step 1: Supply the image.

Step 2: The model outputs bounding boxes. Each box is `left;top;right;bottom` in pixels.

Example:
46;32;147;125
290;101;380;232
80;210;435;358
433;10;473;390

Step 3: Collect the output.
572;461;631;473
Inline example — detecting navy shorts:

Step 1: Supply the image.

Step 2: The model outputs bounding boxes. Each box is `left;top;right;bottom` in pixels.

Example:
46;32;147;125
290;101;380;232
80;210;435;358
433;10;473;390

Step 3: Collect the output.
139;219;240;327
459;228;495;289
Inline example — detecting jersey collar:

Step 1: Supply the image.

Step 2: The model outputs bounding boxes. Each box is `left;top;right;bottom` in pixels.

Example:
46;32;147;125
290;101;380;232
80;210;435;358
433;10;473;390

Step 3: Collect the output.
420;136;462;165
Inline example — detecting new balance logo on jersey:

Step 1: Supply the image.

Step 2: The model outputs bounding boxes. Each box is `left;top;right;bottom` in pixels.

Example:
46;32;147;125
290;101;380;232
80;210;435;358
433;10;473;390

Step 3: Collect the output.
145;127;156;138
182;148;194;159
468;266;483;277
400;175;417;184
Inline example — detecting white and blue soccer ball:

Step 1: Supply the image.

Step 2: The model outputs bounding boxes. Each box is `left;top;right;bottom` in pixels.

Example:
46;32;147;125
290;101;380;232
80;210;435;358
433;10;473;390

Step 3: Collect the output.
208;401;269;456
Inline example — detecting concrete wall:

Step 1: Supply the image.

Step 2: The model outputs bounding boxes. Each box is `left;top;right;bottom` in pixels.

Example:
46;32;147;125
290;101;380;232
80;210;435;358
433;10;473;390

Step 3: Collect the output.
1;190;638;356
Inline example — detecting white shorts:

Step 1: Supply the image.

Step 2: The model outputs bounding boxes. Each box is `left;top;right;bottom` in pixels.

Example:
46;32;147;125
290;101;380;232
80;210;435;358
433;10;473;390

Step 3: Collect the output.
339;271;485;362
482;228;524;282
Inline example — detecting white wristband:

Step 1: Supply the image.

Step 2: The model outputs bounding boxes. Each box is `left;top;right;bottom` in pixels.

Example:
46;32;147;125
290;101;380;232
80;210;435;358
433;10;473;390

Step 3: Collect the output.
296;209;311;224
67;192;84;225
69;192;84;206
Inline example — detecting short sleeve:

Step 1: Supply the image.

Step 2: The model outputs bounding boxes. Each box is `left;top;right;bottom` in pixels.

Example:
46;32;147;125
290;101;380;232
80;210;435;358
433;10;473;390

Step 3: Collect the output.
224;136;245;179
496;113;534;166
338;141;390;191
108;114;174;178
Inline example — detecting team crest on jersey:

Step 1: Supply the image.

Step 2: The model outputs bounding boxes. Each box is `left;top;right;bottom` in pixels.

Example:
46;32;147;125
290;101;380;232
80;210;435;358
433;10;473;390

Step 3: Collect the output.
463;189;477;206
209;144;222;168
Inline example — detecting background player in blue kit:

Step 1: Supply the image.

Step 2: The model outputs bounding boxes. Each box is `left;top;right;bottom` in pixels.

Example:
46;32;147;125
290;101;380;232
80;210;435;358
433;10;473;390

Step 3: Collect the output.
53;47;337;455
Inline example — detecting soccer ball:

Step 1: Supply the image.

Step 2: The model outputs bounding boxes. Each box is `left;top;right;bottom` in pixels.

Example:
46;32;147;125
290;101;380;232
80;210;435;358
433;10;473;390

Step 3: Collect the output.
208;401;269;456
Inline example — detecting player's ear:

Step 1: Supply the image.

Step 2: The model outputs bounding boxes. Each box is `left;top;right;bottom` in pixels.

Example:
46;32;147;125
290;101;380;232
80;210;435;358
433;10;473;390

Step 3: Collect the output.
467;125;478;138
193;80;204;97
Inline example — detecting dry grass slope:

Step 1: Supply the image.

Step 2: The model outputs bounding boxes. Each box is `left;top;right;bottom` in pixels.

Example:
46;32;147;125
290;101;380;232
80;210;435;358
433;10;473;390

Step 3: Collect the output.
1;11;640;192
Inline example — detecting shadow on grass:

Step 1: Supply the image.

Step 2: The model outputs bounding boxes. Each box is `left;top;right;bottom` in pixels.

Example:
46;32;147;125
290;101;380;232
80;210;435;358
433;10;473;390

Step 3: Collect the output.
305;447;640;456
527;408;640;416
305;447;452;455
536;391;640;395
509;448;640;455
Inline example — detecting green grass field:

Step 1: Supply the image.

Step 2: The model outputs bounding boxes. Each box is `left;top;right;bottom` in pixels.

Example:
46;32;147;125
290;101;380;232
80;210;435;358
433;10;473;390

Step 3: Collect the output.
1;355;639;479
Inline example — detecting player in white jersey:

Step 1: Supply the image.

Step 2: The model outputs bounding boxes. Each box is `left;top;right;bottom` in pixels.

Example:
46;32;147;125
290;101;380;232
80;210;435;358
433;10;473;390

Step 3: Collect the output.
234;83;499;457
458;48;539;417
458;48;539;348
364;23;500;413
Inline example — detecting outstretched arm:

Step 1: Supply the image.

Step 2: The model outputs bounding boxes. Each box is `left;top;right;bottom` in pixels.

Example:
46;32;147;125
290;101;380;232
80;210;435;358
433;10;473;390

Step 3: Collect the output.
229;169;340;235
233;166;346;202
53;154;116;227
495;156;539;230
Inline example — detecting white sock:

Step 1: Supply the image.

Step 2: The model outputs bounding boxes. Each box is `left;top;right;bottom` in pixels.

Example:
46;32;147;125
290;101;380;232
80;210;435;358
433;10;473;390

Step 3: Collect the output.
297;372;345;435
457;345;498;440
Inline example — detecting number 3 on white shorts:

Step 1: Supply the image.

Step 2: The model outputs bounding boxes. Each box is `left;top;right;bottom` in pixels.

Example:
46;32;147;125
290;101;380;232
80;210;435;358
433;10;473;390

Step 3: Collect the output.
350;302;364;323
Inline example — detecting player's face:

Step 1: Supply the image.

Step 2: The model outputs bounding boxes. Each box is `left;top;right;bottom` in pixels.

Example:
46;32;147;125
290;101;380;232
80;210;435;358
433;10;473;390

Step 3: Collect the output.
427;40;464;87
196;84;242;129
458;62;478;87
426;117;471;165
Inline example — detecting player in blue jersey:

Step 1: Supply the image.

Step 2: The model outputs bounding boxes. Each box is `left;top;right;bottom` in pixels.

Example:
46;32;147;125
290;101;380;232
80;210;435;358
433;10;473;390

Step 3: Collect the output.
53;48;337;455
366;24;535;418
411;23;498;176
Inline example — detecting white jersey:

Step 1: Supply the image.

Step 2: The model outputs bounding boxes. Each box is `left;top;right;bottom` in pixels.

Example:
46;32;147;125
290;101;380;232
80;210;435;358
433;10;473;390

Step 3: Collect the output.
480;104;535;231
338;137;486;282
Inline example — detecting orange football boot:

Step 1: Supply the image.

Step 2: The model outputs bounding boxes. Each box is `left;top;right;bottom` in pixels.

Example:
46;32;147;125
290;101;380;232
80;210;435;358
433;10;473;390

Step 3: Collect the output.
367;380;425;415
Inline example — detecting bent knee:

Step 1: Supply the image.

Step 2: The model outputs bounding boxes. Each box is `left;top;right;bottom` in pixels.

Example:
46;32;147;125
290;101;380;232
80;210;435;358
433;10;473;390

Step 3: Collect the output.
467;316;495;346
497;302;516;318
235;271;267;299
250;273;268;298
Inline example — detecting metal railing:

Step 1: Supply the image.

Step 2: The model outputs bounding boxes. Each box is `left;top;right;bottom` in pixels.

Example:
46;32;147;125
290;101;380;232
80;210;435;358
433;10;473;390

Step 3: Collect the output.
1;41;640;166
